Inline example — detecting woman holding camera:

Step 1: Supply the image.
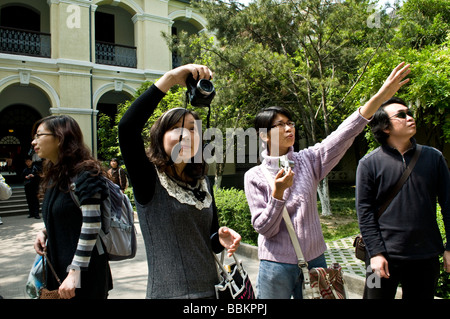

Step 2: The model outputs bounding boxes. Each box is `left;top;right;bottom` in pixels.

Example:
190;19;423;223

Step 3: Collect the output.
244;62;411;299
118;64;241;299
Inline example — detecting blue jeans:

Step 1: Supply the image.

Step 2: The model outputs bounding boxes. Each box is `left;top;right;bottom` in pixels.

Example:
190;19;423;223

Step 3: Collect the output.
257;254;327;299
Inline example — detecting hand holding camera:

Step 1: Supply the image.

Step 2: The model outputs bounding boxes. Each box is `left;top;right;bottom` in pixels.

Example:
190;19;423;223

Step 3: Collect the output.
186;72;216;108
272;156;295;200
154;64;214;94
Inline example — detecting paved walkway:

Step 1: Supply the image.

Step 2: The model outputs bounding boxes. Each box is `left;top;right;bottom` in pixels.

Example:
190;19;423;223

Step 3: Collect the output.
0;214;365;299
325;236;366;277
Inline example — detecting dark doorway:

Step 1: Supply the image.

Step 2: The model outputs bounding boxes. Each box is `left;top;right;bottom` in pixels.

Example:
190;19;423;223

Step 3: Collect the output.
0;104;41;176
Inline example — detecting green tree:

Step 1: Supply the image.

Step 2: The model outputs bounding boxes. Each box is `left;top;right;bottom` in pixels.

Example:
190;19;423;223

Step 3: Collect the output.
391;0;450;49
97;113;119;161
348;0;450;151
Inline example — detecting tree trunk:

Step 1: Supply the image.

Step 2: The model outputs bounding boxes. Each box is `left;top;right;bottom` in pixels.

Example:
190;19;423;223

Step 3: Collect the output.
317;177;332;216
214;162;225;189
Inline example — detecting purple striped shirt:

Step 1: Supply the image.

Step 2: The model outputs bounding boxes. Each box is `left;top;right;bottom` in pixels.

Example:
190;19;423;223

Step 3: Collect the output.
244;109;369;264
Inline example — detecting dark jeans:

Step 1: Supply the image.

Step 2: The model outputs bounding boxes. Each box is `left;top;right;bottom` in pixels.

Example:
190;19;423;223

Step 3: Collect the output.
363;256;440;299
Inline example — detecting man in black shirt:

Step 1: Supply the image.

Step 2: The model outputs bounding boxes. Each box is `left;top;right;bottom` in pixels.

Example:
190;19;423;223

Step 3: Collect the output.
22;157;40;219
356;97;450;299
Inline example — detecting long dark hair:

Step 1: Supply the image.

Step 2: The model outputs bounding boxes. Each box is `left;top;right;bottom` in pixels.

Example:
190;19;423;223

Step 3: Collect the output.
148;107;207;181
32;115;105;193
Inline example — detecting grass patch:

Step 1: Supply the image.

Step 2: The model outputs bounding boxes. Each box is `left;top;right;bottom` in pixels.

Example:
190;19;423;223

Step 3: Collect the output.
318;183;360;242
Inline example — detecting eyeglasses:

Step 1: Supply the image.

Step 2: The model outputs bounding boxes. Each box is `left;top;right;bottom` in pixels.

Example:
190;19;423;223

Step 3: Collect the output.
389;110;414;119
33;133;54;140
271;121;295;130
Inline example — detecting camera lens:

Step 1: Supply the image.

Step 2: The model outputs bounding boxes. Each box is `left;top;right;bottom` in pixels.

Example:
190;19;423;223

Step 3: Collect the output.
197;79;214;96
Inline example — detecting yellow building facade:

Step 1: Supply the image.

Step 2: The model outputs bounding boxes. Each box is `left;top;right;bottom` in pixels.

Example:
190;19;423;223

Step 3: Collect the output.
0;0;206;174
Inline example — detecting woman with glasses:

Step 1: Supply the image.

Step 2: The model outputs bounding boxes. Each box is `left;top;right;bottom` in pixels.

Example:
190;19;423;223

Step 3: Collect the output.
32;115;112;299
244;62;411;299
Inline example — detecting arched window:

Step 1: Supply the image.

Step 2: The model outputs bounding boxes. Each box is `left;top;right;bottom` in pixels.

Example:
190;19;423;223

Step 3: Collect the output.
0;135;20;145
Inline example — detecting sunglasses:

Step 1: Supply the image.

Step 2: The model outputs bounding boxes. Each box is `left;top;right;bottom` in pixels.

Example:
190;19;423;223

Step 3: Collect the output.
389;110;414;119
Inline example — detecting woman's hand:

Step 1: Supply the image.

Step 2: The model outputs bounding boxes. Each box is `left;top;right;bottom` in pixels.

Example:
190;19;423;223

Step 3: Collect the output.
34;229;47;256
58;270;80;299
272;167;294;200
155;64;213;93
218;227;241;257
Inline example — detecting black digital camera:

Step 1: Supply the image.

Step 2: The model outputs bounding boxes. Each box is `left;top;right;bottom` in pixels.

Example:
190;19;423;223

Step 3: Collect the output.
186;73;216;107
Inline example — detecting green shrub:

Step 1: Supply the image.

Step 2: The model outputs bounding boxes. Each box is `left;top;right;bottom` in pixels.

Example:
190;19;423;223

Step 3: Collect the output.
436;205;450;299
213;186;258;246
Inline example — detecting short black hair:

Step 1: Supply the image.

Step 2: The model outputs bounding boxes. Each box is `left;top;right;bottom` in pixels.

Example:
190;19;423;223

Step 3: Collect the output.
370;97;408;145
254;106;293;134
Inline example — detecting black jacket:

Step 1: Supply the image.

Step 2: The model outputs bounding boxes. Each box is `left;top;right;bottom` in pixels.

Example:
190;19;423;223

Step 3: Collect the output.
356;139;450;260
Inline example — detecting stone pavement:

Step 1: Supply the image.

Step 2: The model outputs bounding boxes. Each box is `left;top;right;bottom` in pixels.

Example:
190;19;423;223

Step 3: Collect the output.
325;236;366;277
0;214;367;299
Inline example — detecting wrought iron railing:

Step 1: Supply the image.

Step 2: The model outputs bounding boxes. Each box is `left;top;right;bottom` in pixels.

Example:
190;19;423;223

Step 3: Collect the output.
0;27;51;58
95;41;137;68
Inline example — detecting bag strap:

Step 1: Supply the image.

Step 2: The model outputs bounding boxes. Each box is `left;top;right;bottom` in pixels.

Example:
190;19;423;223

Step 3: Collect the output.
43;252;62;286
213;251;245;277
376;144;422;219
259;165;311;286
213;252;245;293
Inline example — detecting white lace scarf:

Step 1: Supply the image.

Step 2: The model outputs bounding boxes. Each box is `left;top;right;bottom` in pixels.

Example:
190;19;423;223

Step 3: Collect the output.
155;168;212;210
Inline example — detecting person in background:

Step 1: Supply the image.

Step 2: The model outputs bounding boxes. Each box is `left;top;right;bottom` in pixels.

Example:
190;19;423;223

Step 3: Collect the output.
0;173;11;300
0;173;12;225
22;156;41;219
107;158;128;193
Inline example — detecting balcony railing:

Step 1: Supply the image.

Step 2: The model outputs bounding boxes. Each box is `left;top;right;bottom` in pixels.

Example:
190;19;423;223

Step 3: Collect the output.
0;27;51;58
95;41;137;68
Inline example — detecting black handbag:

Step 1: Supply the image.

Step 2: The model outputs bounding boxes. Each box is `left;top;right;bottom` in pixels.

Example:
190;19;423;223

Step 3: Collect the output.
354;145;422;261
213;251;255;299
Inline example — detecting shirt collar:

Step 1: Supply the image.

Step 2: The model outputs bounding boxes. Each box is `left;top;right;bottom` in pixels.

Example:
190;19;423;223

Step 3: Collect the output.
382;138;417;156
